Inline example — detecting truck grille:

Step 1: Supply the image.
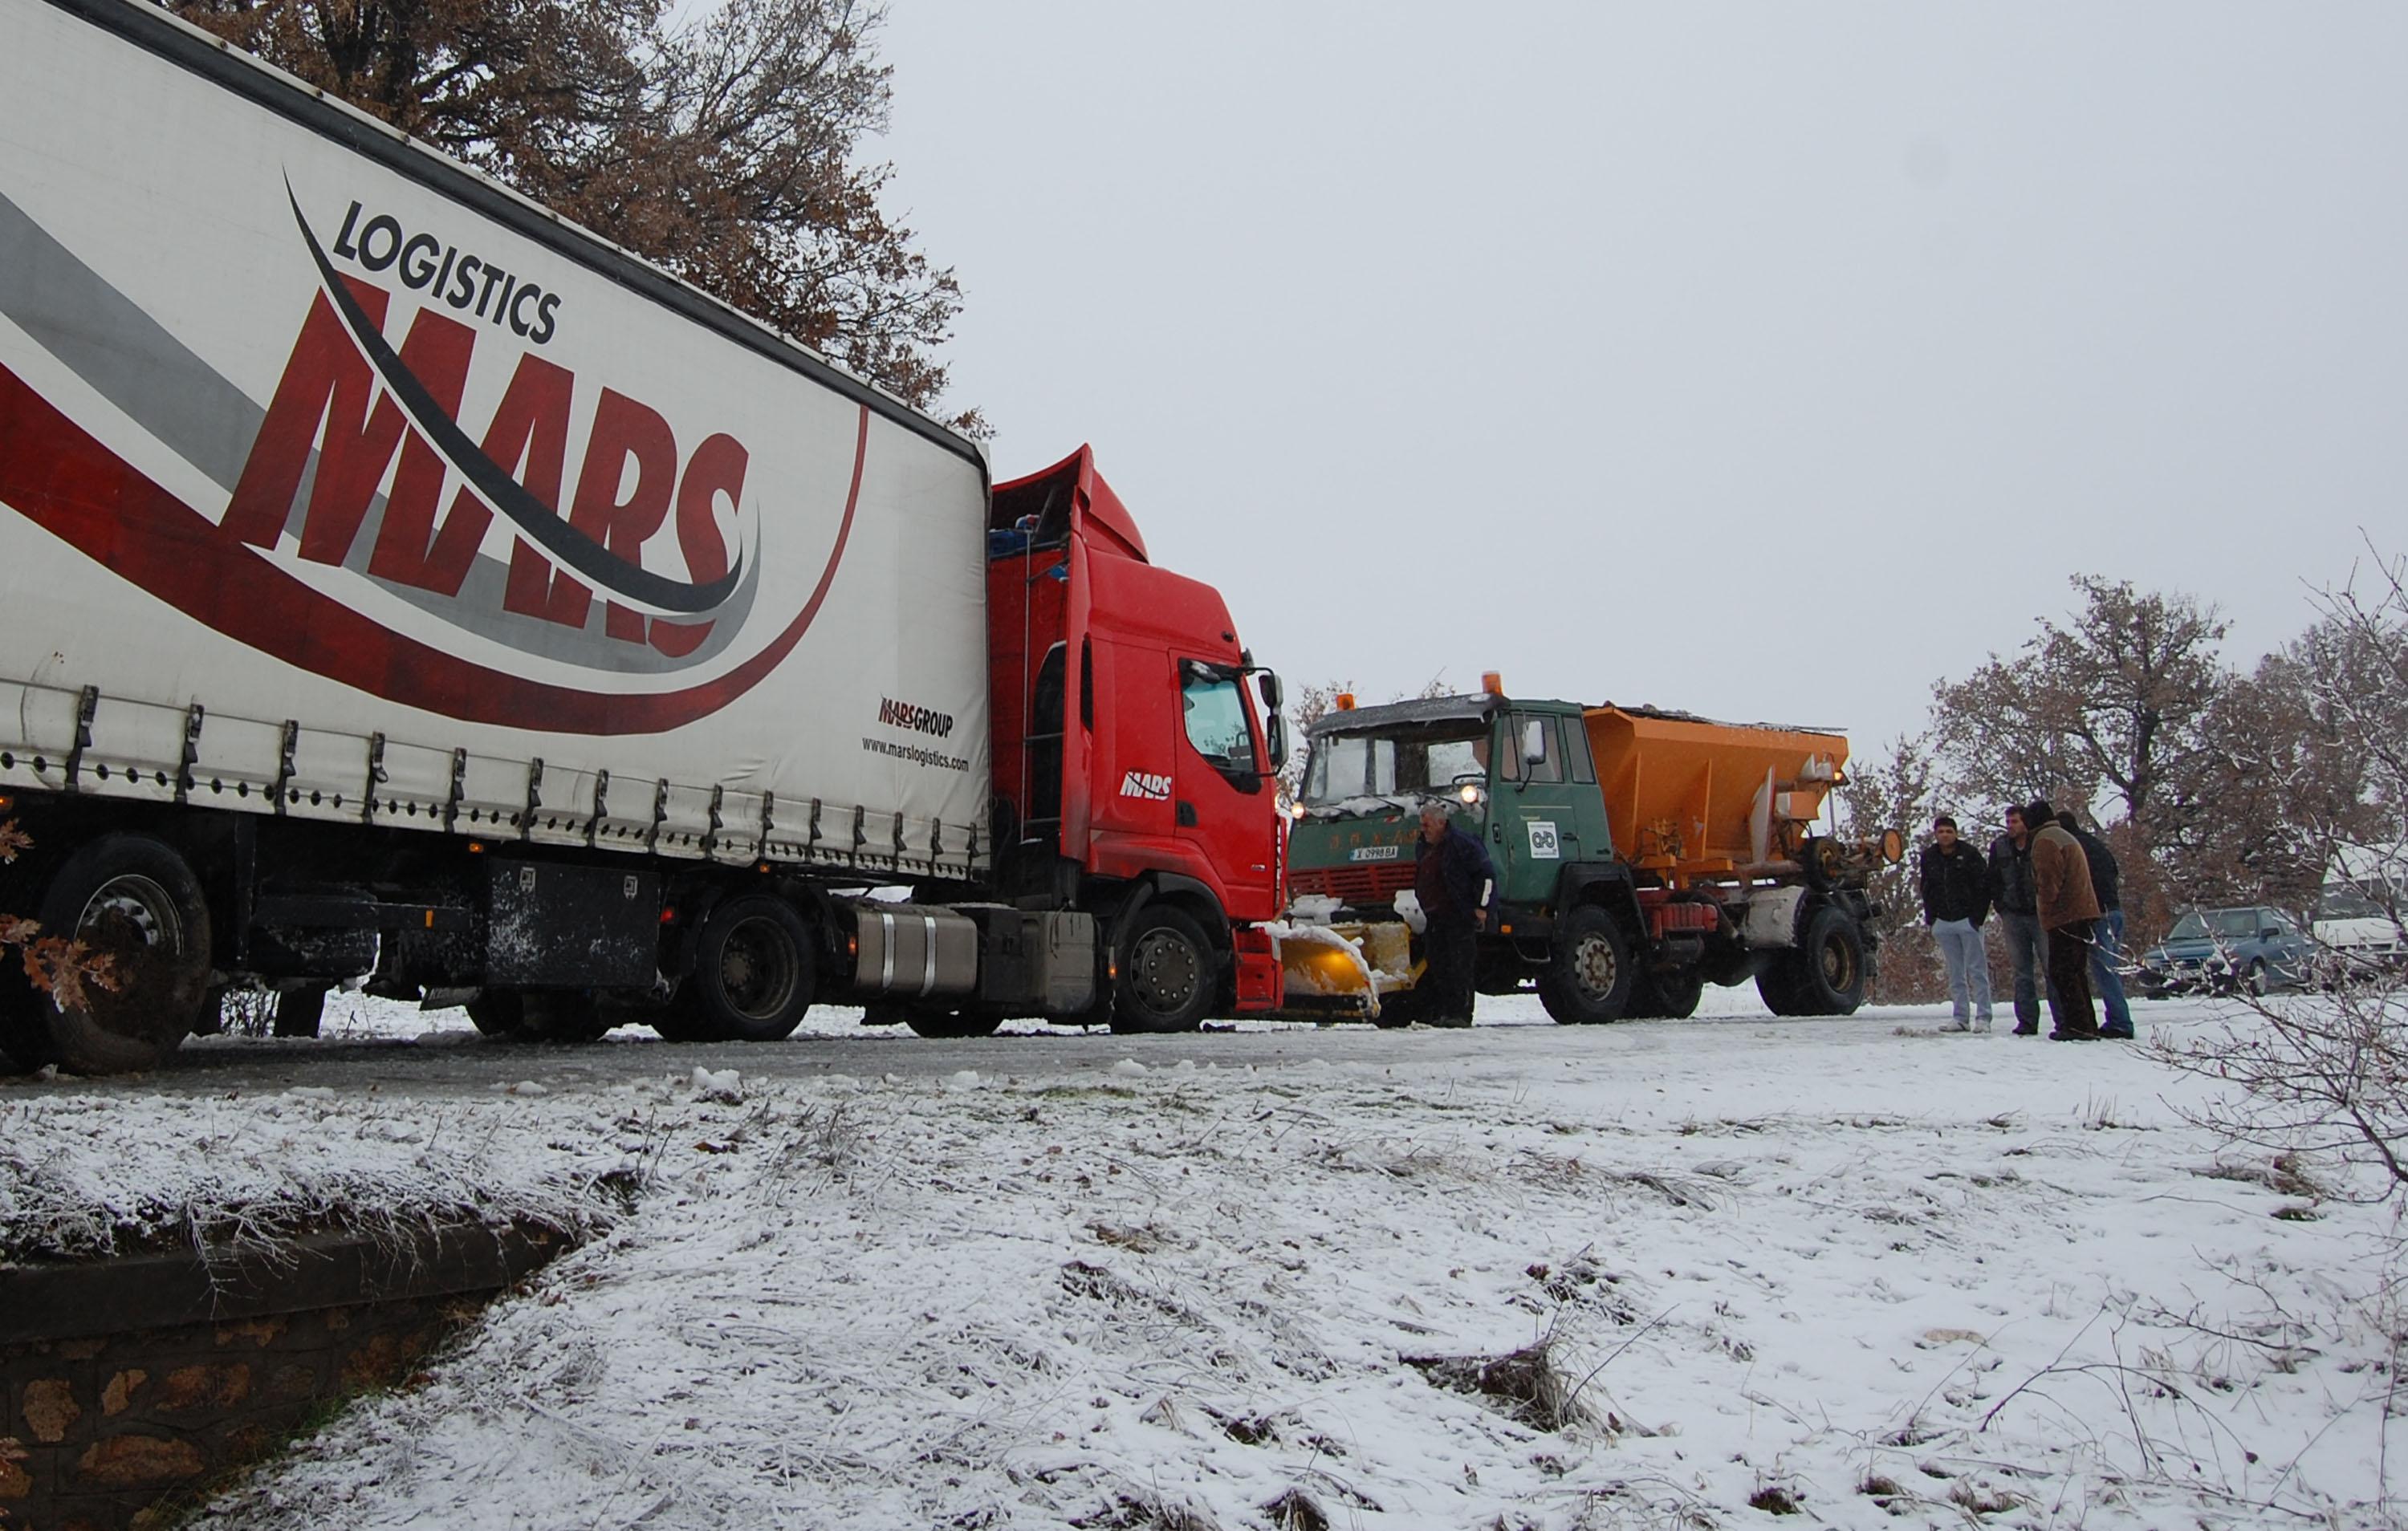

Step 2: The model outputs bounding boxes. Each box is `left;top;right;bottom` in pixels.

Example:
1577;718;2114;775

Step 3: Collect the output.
1289;863;1415;905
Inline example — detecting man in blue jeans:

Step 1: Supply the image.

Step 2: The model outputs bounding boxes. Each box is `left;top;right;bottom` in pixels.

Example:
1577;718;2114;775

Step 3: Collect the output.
1987;806;2044;1034
1918;814;1992;1029
2066;814;2133;1039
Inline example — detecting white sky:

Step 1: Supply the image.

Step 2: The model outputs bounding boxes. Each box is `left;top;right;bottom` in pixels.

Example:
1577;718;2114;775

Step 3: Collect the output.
876;2;2408;749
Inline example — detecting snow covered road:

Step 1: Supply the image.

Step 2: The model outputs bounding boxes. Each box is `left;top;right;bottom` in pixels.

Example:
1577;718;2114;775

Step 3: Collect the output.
10;993;2398;1528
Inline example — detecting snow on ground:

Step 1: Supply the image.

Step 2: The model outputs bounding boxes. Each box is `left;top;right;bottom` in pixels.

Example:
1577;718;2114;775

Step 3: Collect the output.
10;993;2402;1529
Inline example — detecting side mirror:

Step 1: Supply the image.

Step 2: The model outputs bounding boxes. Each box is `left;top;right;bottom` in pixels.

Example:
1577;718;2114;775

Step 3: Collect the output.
1266;713;1289;771
1256;671;1283;711
2260;928;2281;941
1522;718;1547;765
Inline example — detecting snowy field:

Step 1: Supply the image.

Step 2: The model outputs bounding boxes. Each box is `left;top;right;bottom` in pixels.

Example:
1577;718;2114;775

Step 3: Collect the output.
6;992;2401;1529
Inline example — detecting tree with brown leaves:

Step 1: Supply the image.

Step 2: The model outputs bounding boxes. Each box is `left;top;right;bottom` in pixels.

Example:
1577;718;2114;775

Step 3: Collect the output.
165;0;979;428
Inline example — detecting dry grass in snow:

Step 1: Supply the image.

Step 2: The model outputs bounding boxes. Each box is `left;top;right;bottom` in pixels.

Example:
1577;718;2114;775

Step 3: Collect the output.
6;993;2402;1529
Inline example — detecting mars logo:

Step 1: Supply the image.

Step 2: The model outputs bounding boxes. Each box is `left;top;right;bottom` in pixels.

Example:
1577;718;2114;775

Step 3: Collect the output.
0;177;871;734
221;189;753;663
1120;770;1172;802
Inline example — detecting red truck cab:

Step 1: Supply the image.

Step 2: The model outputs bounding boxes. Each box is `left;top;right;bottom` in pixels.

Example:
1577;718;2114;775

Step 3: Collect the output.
986;449;1285;1025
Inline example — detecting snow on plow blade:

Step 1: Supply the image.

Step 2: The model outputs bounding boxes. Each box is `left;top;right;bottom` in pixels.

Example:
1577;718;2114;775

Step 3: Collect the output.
1271;921;1418;1021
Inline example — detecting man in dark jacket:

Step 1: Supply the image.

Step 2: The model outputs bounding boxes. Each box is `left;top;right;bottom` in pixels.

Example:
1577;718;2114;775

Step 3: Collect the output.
1918;814;1991;1030
2028;798;2102;1040
1412;800;1499;1026
2065;814;2133;1039
1988;806;2044;1034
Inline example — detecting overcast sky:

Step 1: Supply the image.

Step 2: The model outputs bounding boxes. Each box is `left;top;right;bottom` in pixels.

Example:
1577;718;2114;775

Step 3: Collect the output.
874;2;2408;753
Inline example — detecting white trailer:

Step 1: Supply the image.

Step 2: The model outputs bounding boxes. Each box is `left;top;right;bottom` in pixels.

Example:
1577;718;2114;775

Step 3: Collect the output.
0;0;1289;1072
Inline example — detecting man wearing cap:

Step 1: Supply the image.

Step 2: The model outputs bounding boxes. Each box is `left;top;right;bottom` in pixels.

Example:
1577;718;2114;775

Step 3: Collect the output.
1412;800;1499;1027
1918;814;1991;1031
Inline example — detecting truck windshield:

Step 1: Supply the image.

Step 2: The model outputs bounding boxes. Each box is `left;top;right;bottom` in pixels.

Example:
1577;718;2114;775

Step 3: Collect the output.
1302;723;1489;808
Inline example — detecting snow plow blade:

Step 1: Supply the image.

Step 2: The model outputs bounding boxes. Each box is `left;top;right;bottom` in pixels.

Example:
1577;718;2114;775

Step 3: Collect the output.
1271;921;1418;1022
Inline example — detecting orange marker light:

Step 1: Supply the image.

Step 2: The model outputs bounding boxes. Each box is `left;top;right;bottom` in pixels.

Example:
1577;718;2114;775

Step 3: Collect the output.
1482;671;1505;696
1335;692;1356;711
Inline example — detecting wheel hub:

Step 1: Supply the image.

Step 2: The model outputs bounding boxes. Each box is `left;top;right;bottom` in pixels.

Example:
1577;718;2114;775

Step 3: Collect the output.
1572;934;1617;997
718;916;797;1019
1131;929;1201;1011
78;874;181;952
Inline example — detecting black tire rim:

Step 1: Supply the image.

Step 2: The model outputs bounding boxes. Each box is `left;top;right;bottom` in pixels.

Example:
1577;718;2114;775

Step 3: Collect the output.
1130;927;1202;1015
717;914;801;1021
1572;932;1619;999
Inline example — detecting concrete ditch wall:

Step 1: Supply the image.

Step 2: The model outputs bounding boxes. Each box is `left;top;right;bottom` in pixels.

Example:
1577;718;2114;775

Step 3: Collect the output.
1;1220;571;1530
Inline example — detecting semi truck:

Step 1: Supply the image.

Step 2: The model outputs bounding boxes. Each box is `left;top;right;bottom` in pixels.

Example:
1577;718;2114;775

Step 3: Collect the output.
0;0;1289;1074
1278;677;1900;1024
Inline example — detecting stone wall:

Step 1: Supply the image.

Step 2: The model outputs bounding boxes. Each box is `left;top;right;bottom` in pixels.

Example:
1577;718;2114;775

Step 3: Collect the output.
1;1221;569;1531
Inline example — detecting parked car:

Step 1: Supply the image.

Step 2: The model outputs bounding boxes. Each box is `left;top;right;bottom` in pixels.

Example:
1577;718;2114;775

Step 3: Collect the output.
2311;843;2408;978
2137;907;2308;997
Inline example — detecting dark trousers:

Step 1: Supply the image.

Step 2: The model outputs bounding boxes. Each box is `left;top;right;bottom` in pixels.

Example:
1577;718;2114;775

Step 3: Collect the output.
1421;918;1478;1025
2045;920;2100;1038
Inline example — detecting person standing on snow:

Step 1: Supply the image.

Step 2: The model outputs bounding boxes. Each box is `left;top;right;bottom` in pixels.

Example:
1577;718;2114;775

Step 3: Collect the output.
1918;814;1992;1031
1987;806;2045;1035
1411;799;1498;1026
2064;813;2133;1040
2027;798;2102;1041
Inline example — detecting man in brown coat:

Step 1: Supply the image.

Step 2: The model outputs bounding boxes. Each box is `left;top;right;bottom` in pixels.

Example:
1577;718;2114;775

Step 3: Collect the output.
2025;797;2101;1040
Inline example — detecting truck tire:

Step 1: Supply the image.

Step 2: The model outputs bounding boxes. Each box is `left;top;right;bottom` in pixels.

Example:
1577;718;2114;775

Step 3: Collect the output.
676;895;816;1042
1111;905;1214;1034
1755;958;1809;1016
1631;965;1704;1021
31;834;214;1074
1538;904;1633;1025
1790;904;1868;1015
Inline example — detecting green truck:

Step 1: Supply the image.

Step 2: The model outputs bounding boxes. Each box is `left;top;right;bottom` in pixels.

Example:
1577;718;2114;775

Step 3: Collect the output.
1277;683;1901;1025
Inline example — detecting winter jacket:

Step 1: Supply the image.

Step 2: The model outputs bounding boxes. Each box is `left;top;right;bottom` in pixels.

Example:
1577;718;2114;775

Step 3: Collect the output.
2031;822;2104;931
1414;823;1499;928
1918;841;1991;926
2068;824;2121;912
1987;832;2037;916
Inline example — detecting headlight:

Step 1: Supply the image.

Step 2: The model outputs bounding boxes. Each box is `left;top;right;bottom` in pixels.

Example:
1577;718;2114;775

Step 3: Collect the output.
1458;783;1486;806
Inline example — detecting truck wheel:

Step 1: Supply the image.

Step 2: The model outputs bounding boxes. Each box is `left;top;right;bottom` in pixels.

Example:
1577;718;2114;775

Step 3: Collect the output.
677;895;816;1042
1111;905;1214;1034
1633;966;1704;1021
905;1009;1006;1038
1790;904;1868;1015
1755;958;1809;1016
1538;904;1633;1025
29;835;215;1074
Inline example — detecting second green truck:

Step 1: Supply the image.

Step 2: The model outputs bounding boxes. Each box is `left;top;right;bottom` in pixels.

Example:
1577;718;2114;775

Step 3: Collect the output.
1277;678;1902;1025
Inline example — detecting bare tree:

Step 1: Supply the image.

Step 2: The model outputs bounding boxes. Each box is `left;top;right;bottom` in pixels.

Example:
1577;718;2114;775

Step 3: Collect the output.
2154;546;2408;1207
1835;735;1946;1003
1930;576;2229;840
1279;677;1357;797
164;0;978;428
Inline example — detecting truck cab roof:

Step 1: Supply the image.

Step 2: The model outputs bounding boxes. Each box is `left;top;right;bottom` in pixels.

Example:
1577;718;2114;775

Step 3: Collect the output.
1305;692;1576;739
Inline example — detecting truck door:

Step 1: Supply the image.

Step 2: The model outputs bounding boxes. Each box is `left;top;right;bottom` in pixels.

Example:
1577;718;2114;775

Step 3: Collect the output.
1494;711;1588;906
1174;660;1277;913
